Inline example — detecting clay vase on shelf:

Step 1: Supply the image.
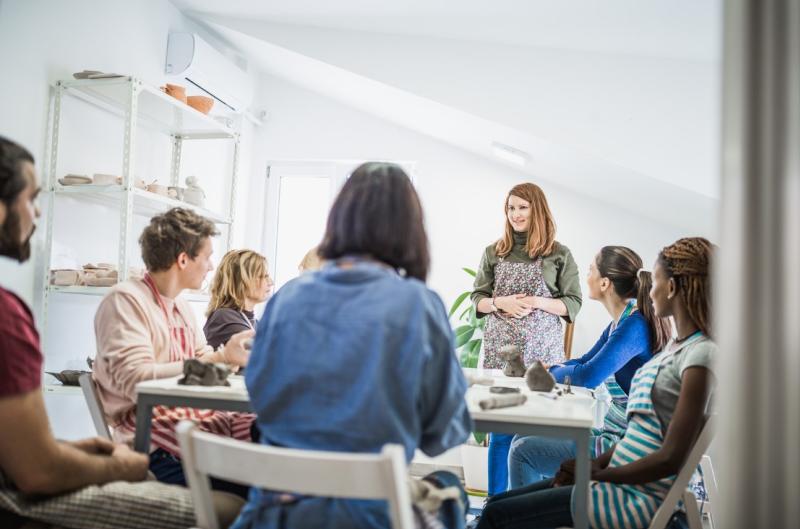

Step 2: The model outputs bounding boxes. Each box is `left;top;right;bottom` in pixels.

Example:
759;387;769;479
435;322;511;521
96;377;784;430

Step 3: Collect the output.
162;83;187;103
184;176;206;207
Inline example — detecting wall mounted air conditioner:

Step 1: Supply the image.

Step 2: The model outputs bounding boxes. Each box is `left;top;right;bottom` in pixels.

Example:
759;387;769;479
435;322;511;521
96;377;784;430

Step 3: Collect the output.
165;32;253;113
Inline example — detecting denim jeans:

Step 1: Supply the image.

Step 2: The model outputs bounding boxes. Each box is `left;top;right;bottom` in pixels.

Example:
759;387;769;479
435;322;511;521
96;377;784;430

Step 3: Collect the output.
149;448;251;499
476;479;573;529
488;433;513;495
507;436;577;489
230;470;468;529
424;470;469;529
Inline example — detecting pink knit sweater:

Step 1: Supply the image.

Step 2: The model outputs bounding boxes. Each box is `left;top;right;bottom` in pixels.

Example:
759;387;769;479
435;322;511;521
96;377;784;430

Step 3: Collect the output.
92;278;213;446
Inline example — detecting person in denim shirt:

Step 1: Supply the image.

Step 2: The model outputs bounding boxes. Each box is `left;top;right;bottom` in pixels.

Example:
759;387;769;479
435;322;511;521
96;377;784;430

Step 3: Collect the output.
233;162;473;529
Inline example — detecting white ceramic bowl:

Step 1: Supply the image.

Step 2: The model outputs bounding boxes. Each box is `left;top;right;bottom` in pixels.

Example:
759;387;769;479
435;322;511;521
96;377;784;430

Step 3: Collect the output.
146;184;169;196
92;173;118;185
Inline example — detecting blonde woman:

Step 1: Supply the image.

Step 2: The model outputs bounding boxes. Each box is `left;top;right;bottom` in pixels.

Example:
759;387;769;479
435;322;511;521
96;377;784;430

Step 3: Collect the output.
298;245;322;273
204;249;273;349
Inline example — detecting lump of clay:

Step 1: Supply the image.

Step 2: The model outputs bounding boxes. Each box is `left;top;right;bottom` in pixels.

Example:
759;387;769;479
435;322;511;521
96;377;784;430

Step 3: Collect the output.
178;358;231;387
525;361;556;392
499;344;526;377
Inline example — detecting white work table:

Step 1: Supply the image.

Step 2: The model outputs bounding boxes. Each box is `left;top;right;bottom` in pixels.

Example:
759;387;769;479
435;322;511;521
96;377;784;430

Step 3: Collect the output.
463;368;595;529
135;368;596;529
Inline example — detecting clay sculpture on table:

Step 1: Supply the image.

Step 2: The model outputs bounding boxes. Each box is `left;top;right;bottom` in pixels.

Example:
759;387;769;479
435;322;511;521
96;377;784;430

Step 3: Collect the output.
498;344;526;377
478;393;527;410
178;358;231;387
525;360;557;392
46;370;91;386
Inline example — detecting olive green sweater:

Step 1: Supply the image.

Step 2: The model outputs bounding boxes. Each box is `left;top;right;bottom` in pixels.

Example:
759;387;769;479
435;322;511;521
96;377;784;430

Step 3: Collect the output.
471;233;582;322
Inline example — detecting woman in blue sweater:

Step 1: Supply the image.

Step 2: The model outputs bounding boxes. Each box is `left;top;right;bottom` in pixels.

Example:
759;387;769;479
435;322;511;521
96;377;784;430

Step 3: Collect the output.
507;246;671;488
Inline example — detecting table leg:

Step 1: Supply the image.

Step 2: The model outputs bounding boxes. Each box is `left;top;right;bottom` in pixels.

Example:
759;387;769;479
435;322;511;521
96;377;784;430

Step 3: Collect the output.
573;428;590;529
133;397;154;453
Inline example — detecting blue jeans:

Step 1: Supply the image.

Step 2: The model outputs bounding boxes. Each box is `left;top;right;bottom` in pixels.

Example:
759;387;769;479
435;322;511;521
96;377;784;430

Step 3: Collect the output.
149;448;251;499
488;433;513;495
230;470;467;529
425;470;469;529
507;436;576;489
476;479;573;529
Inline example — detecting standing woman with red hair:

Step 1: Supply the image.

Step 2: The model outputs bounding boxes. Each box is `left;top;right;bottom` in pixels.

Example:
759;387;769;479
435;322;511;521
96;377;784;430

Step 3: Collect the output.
472;182;582;495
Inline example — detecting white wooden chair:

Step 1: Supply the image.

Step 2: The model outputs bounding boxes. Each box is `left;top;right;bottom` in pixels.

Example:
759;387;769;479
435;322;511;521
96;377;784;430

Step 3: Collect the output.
698;454;718;529
647;416;715;529
176;420;415;529
78;373;112;440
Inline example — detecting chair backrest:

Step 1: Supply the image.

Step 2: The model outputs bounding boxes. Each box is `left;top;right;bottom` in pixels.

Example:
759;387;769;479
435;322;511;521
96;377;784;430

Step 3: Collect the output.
78;373;112;440
176;421;415;529
647;415;715;529
563;321;575;359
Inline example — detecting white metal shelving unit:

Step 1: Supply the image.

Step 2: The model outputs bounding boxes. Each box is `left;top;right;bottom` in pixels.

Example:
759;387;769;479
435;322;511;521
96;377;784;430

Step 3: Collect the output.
39;76;240;369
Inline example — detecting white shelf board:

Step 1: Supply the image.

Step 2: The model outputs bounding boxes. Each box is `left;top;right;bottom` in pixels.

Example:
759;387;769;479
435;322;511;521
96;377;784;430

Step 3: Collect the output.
48;284;211;303
59;77;235;139
49;285;111;296
43;383;83;395
54;184;231;224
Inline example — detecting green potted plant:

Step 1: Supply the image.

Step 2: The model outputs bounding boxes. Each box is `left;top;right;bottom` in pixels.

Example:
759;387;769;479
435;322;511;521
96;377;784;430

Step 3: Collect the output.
450;268;489;494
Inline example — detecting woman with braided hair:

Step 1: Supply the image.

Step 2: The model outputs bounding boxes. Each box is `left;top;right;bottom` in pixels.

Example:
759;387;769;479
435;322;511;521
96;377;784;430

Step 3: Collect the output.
475;237;718;529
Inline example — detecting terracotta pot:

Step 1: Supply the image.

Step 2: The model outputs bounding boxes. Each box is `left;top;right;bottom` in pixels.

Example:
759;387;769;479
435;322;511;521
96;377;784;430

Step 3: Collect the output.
187;95;214;115
163;83;187;103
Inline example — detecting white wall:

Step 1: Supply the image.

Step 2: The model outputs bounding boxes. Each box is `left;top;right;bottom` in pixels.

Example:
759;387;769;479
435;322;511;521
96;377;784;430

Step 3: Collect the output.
251;73;718;355
0;0;260;439
0;0;258;305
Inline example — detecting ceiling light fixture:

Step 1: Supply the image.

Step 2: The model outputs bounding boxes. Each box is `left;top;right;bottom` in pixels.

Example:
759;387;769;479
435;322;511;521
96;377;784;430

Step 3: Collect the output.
491;142;529;167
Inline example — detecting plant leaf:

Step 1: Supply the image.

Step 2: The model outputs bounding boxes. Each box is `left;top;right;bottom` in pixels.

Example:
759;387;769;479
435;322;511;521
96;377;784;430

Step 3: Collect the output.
473;431;487;445
455;326;475;347
448;291;471;317
458;305;471;321
469;307;478;326
460;338;481;368
463;267;477;277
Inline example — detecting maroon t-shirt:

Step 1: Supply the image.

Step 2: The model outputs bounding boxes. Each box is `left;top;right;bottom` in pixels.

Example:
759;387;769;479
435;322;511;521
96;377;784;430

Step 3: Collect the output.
0;287;42;397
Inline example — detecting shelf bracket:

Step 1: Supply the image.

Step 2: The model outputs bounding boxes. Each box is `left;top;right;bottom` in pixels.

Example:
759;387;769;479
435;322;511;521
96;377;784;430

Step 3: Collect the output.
170;134;182;187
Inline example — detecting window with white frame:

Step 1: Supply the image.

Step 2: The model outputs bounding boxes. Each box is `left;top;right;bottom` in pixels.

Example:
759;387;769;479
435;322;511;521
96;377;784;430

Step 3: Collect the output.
262;160;416;292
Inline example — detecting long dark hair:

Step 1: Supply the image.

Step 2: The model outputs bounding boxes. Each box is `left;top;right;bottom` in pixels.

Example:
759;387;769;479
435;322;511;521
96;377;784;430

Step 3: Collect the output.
0;137;35;261
597;245;672;352
318;162;430;281
658;237;714;338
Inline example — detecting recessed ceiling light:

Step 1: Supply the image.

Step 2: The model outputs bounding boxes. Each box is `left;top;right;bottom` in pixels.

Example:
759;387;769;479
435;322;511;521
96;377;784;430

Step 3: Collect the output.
491;142;529;166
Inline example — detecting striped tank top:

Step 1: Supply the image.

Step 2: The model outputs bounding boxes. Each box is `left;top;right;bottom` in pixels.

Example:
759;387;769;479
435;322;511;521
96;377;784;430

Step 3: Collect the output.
582;333;706;529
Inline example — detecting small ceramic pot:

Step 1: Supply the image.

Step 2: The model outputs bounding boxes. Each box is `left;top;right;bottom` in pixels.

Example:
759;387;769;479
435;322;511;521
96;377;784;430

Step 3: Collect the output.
92;173;118;185
187;95;214;114
184;188;205;207
51;269;81;286
146;183;169;196
168;186;185;200
163;83;187;103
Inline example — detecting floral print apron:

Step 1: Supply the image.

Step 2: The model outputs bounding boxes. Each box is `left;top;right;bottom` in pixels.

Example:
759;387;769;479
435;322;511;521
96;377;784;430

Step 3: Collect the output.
482;257;565;369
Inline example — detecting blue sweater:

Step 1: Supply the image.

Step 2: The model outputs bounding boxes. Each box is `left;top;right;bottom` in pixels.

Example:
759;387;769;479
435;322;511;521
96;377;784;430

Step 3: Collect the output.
549;311;653;393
